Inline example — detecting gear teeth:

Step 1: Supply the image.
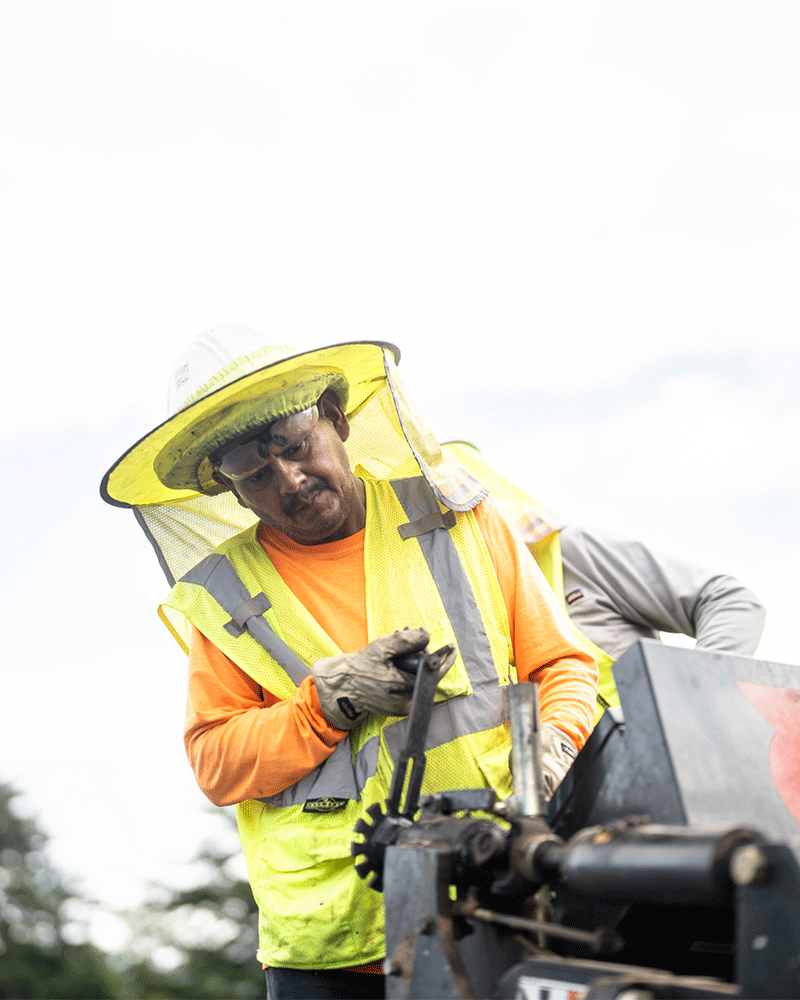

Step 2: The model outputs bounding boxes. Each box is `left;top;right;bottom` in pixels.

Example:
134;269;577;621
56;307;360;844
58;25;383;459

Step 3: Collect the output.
351;801;390;890
353;860;372;879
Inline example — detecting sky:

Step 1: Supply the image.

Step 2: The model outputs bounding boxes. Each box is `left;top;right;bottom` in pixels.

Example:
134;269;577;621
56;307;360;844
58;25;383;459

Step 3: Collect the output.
1;1;798;950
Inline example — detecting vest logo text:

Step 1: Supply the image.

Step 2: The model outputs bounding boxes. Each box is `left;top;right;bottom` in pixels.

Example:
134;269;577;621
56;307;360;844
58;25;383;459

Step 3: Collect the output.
303;797;349;814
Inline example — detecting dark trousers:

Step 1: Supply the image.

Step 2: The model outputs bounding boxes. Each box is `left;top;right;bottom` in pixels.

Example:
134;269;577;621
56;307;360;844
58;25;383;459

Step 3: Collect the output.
266;967;385;999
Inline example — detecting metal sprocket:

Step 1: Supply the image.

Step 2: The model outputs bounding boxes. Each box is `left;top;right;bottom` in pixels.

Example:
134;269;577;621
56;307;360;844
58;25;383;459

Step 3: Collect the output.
351;801;390;891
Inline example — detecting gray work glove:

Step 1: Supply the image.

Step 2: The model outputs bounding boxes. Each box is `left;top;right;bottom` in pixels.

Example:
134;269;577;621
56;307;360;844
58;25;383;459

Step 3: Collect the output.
540;723;578;801
312;627;456;730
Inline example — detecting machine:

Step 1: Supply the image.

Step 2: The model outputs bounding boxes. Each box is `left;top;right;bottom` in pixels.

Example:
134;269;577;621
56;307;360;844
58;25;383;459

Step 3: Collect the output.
351;640;800;999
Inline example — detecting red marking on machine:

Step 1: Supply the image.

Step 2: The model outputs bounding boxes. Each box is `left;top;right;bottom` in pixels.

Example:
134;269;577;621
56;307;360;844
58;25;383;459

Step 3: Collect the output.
736;680;800;823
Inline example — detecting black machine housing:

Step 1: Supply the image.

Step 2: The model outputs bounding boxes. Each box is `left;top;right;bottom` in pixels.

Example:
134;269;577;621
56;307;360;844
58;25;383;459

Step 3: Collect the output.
355;640;800;1000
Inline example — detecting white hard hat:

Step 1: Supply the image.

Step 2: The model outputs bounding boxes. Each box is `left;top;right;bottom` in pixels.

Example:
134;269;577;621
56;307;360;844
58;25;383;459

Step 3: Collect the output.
167;322;285;415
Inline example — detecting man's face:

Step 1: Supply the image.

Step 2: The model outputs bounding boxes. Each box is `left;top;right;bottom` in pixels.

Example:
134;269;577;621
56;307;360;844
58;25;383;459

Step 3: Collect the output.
214;392;366;545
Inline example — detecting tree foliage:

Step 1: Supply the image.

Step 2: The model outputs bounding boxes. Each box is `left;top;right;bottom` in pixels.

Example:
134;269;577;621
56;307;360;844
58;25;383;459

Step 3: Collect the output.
1;783;263;999
0;781;116;999
116;809;264;1000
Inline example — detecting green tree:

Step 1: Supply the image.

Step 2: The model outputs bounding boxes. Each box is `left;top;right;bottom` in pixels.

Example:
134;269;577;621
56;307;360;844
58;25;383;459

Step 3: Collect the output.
117;809;263;1000
0;781;117;1000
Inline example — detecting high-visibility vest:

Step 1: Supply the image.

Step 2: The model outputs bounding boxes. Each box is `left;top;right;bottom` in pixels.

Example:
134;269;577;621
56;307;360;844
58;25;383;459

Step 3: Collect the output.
439;442;616;724
162;477;517;969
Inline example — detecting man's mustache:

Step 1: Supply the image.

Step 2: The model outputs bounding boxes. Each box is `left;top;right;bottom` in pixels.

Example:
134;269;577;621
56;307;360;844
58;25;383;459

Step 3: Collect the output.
283;481;325;515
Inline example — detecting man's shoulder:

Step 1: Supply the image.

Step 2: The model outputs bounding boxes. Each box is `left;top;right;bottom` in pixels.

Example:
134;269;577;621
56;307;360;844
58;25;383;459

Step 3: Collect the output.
168;522;263;591
212;522;262;558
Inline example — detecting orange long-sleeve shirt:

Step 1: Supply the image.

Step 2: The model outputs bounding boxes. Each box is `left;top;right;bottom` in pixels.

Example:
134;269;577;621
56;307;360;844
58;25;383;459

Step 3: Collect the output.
184;497;598;807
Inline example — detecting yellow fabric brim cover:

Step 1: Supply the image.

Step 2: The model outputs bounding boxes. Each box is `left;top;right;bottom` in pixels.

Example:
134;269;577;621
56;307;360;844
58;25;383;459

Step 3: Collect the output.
102;341;398;508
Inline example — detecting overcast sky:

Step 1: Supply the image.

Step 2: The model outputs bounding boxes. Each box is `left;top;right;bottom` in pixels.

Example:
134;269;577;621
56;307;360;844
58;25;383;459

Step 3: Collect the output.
1;1;798;948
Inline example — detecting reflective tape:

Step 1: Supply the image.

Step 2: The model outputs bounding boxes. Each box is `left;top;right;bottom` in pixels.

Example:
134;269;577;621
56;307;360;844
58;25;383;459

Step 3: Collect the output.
181;553;310;685
390;477;497;687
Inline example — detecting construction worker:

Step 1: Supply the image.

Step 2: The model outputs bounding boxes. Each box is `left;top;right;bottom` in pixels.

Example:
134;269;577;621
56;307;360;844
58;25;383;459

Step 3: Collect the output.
101;325;598;1000
441;440;767;723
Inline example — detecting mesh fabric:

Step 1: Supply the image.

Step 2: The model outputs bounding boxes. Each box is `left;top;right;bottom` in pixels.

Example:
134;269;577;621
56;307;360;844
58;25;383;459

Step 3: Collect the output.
133;348;488;591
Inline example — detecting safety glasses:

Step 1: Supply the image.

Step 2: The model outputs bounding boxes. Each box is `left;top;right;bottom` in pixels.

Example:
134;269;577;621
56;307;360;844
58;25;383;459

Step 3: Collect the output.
213;405;319;482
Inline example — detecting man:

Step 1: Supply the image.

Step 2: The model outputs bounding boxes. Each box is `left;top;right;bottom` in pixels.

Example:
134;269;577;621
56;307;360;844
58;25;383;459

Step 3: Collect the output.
441;440;766;722
101;325;597;1000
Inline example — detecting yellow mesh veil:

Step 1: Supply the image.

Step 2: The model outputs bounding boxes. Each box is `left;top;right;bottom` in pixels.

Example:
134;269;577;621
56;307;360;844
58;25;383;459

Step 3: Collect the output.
103;344;488;598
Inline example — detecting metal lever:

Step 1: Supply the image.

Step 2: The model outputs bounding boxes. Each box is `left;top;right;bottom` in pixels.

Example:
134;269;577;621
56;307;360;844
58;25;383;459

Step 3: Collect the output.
351;645;454;891
385;646;451;818
505;681;546;818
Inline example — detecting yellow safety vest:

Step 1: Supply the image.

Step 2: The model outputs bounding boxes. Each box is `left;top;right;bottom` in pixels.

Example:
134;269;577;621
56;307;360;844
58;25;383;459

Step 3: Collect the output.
162;477;517;969
440;441;616;725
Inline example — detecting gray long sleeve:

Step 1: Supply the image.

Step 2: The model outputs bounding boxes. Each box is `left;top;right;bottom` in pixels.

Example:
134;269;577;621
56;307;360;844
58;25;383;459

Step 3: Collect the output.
558;524;766;662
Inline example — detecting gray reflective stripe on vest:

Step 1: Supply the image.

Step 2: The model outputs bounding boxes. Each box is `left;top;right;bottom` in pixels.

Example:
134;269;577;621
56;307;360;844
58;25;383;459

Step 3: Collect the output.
181;552;310;686
351;682;507;795
390;477;498;687
381;682;506;761
180;551;360;806
263;684;508;808
258;738;359;807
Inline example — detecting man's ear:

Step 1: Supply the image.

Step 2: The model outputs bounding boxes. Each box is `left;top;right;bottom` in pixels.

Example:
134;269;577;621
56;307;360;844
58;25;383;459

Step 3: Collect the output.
318;390;350;443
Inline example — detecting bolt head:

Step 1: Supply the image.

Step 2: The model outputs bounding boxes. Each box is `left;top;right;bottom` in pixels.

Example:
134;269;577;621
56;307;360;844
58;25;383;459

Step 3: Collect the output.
731;844;772;887
383;958;403;977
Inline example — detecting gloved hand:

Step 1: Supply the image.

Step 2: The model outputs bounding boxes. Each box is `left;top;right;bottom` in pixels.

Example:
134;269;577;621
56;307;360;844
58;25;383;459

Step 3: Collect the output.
540;723;577;801
312;627;456;730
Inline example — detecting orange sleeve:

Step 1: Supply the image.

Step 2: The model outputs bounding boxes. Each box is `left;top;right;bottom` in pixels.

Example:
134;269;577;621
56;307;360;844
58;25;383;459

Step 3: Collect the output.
473;498;598;750
184;626;348;807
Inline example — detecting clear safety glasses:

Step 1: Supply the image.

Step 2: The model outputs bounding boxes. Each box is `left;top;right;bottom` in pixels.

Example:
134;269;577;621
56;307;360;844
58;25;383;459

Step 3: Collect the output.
212;405;319;482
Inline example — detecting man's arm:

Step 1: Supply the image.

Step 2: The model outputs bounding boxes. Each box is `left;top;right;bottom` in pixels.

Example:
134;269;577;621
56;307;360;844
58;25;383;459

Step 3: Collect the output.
474;498;599;752
184;626;347;806
559;524;767;661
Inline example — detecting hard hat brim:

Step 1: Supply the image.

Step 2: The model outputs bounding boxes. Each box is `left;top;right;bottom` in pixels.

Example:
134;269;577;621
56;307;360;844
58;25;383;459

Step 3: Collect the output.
101;341;400;508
